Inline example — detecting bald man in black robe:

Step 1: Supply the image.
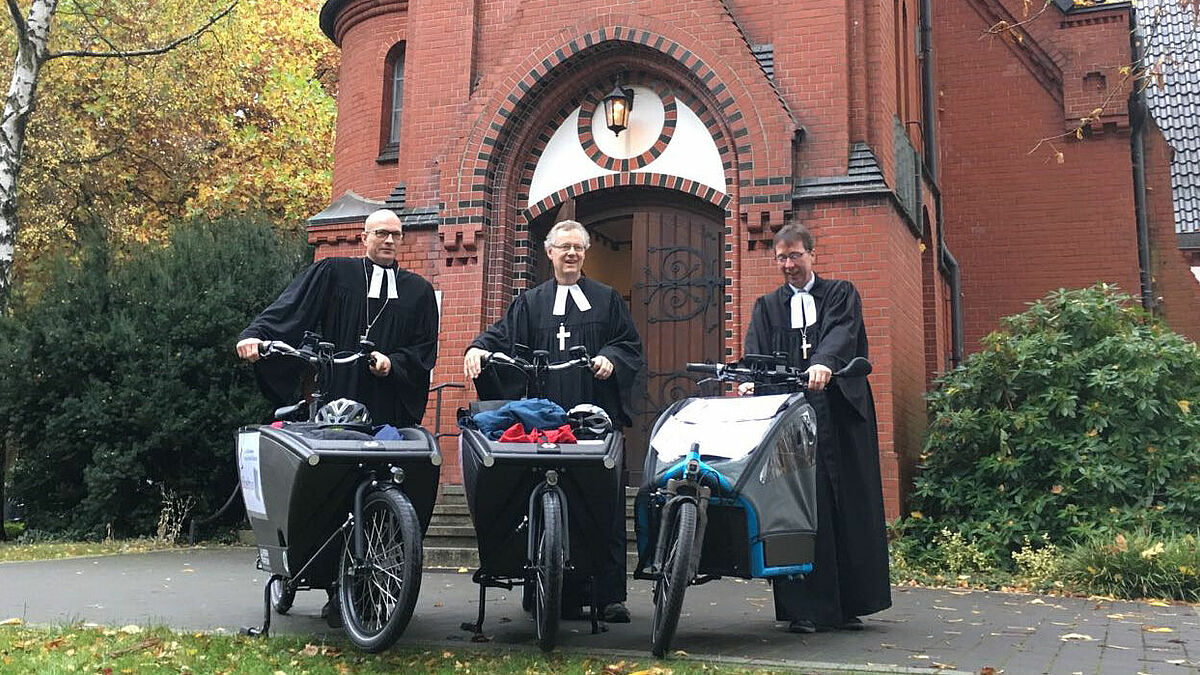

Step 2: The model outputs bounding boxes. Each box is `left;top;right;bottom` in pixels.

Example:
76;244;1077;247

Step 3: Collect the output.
237;209;438;428
742;222;890;633
464;219;645;623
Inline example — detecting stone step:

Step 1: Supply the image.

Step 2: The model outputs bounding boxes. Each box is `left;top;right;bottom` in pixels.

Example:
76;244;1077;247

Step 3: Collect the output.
436;486;638;504
424;546;641;572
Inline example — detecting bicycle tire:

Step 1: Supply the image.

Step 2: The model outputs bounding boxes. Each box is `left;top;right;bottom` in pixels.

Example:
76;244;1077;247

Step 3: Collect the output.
534;490;564;652
269;576;295;615
651;499;697;657
338;488;424;652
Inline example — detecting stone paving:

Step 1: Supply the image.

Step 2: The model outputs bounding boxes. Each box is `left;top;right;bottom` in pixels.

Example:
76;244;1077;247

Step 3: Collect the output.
1;548;1197;673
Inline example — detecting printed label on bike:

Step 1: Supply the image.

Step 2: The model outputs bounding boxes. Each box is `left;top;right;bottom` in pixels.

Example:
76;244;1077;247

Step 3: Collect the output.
238;431;268;517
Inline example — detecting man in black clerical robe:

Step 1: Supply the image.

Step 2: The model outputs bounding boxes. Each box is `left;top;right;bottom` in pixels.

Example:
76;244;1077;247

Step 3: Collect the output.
237;209;438;428
742;222;891;633
463;219;645;623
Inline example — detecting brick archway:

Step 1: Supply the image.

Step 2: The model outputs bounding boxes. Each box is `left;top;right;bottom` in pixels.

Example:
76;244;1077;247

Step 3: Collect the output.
442;14;796;220
440;19;794;327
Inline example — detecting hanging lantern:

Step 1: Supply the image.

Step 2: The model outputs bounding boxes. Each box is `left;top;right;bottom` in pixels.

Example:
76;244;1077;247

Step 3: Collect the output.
602;80;635;136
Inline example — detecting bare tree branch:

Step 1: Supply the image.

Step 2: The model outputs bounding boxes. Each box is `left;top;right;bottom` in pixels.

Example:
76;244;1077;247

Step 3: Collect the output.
45;0;237;61
6;0;28;41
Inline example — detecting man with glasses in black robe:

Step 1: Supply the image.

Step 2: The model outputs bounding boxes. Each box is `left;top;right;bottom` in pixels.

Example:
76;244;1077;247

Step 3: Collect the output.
236;208;438;428
740;221;891;633
464;219;645;624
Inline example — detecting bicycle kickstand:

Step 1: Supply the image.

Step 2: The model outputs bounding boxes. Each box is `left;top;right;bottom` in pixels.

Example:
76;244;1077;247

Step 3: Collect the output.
240;575;276;638
459;582;488;639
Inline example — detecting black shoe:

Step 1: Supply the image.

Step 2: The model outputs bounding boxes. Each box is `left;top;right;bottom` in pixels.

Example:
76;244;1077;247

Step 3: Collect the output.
786;619;817;634
322;597;343;629
838;616;865;631
602;602;631;624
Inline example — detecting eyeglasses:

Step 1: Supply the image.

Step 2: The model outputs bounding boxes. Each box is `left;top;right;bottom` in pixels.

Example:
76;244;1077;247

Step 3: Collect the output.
550;243;586;253
774;251;811;264
368;228;403;240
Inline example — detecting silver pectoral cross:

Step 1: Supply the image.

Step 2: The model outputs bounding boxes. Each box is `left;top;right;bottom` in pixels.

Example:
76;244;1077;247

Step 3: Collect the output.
801;331;812;360
556;323;571;351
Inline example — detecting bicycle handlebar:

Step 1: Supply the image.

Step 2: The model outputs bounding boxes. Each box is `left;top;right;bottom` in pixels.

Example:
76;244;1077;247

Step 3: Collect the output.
482;347;593;373
258;339;371;365
685;355;872;386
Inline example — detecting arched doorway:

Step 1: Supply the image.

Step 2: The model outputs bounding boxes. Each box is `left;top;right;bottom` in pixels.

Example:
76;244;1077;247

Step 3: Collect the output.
529;186;725;484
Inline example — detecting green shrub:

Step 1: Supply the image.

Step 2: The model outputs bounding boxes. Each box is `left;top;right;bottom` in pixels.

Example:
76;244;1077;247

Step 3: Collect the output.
1061;530;1200;602
1011;535;1062;590
906;285;1200;567
0;216;310;537
2;522;23;540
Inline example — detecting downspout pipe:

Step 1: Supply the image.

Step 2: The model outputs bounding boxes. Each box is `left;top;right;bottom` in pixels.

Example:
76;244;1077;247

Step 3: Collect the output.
918;0;963;364
1129;10;1156;312
919;0;938;178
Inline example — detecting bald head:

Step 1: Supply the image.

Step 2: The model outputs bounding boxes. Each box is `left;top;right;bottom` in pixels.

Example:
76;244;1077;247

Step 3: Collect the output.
363;209;403;266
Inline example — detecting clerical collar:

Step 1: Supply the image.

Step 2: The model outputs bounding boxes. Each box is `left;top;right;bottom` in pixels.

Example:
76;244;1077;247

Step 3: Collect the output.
552;282;592;316
366;260;399;300
788;275;815;295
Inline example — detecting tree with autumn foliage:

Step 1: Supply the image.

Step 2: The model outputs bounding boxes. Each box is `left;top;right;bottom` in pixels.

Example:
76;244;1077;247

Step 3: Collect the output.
0;0;338;540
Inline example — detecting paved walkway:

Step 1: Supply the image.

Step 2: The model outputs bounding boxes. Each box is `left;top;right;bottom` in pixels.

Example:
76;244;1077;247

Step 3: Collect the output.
1;548;1197;673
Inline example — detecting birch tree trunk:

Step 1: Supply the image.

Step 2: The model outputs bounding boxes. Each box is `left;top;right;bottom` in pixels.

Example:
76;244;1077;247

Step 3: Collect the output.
1;0;59;309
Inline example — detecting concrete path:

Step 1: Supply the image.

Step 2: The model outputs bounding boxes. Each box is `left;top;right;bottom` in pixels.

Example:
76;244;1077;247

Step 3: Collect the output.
1;548;1197;674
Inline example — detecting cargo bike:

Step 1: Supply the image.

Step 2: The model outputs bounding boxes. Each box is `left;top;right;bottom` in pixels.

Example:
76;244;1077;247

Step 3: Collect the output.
635;354;871;656
458;345;625;651
236;332;441;652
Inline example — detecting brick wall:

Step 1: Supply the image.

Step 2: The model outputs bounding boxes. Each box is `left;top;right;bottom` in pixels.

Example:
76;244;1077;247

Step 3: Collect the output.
1143;121;1200;343
936;1;1143;351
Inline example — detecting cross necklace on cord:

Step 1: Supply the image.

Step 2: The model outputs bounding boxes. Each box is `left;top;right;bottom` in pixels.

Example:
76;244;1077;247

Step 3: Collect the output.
361;259;391;343
797;291;812;360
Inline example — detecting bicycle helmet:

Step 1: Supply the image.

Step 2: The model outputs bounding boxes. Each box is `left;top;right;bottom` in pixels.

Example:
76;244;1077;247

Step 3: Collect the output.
566;403;612;440
314;398;372;427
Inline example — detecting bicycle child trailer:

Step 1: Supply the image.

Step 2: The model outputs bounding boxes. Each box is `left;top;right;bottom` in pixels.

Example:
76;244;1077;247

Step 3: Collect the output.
634;354;870;656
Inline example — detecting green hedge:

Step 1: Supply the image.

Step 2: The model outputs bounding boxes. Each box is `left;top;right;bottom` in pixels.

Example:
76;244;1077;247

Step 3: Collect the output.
0;217;310;537
905;285;1200;566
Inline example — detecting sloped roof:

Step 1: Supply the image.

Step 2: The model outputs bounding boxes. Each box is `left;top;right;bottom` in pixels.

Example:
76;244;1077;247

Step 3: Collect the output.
1139;0;1200;245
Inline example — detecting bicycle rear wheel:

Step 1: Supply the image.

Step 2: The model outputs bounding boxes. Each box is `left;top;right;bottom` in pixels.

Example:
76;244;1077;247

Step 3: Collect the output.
651;499;697;657
338;488;423;652
533;490;564;652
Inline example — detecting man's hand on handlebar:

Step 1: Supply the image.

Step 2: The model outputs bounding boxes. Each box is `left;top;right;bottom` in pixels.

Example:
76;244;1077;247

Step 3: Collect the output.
736;363;833;395
591;354;614;380
368;351;392;377
236;337;264;363
806;364;832;391
463;347;490;380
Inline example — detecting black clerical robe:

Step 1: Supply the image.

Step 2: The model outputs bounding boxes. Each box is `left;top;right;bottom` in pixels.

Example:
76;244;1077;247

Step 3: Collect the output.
469;276;645;427
240;257;438;427
745;275;891;625
470;276;645;610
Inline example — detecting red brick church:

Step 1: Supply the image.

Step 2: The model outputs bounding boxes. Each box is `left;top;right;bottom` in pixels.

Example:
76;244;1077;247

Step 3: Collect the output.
309;0;1200;519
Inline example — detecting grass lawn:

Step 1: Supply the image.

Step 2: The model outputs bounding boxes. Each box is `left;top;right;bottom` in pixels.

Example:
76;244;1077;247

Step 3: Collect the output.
0;537;189;563
0;623;823;674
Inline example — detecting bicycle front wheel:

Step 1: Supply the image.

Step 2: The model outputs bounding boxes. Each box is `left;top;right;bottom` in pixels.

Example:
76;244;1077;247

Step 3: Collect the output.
534;490;564;652
651;499;697;657
338;488;423;653
269;576;295;615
